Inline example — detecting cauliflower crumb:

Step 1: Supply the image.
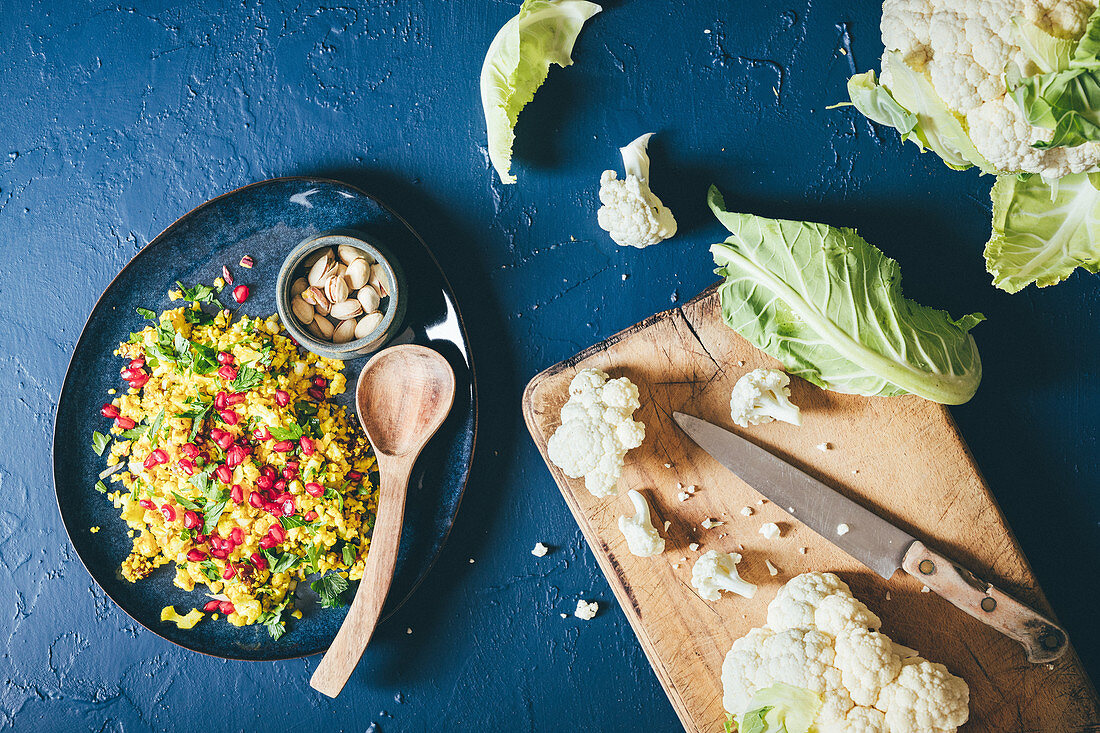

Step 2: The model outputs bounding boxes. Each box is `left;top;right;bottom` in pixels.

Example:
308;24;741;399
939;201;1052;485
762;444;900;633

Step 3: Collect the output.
689;542;700;551
406;627;413;635
560;613;568;619
701;518;725;529
837;523;851;536
816;442;831;451
921;586;930;593
617;490;665;557
547;368;646;497
531;542;549;557
692;550;757;601
677;491;690;502
765;559;780;576
574;600;599;620
90;526;101;534
740;506;754;517
663;462;671;469
799;547;808;555
759;522;781;540
663;520;671;531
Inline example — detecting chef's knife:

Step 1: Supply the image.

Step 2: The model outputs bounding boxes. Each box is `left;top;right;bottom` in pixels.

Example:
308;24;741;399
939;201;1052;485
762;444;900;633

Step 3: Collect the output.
672;411;1068;664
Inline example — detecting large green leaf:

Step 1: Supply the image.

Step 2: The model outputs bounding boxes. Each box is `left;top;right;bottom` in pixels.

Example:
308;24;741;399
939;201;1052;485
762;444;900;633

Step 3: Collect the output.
479;0;601;184
708;186;983;404
1009;7;1100;148
985;172;1100;292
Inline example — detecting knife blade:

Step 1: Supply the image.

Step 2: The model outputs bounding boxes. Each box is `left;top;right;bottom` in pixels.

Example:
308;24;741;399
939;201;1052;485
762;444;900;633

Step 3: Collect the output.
672;410;1069;663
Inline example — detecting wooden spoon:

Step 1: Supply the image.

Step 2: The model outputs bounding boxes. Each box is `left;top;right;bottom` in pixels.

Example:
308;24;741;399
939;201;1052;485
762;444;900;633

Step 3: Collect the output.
310;344;456;697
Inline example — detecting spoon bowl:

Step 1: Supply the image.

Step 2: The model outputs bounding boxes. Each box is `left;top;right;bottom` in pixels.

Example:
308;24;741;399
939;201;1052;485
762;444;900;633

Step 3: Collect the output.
310;345;455;697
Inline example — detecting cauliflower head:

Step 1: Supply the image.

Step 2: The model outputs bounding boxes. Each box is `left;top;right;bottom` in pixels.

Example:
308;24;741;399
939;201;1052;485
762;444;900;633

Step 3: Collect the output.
616;489;665;557
546;368;645;497
723;571;969;733
691;550;758;601
596;132;678;248
730;368;803;428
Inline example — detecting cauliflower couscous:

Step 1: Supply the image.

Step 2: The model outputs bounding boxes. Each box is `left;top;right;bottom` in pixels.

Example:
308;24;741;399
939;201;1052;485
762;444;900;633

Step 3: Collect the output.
95;283;377;639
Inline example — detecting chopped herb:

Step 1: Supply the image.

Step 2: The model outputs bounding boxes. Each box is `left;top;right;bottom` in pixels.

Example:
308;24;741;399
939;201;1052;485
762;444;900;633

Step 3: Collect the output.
279;515;308;530
128;332;144;344
228;363;264;392
171;492;203;511
306;543;323;574
136;307;157;320
146;409;165;447
202;499;227;535
272;552;299;574
189;341;219;375
175;281;219;305
118;425;147;441
183;308;214;326
294;401;318;418
269;423;304;441
94;480;107;494
259;603;287;640
179;528;195;541
323;487;344;513
91;431;110;456
198;561;220;582
311;573;349;609
185;402;211;441
342;544;356;566
304;416;322;439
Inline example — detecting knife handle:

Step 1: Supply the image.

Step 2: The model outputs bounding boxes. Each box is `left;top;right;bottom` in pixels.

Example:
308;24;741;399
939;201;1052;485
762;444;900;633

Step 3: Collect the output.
901;541;1067;663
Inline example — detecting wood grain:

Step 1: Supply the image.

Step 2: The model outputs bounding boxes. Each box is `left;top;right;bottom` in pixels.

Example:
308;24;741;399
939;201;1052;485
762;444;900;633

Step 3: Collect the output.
522;285;1100;733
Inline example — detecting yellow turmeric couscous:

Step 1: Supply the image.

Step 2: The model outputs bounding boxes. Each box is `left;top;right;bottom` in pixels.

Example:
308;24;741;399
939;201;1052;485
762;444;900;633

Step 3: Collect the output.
97;288;377;639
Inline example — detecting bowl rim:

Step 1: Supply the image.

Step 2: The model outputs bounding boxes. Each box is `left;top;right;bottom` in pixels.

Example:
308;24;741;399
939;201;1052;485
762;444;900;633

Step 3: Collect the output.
276;229;407;359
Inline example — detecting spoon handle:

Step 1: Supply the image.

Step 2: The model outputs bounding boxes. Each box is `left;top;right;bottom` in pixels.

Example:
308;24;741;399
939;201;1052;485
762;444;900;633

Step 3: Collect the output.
310;455;411;697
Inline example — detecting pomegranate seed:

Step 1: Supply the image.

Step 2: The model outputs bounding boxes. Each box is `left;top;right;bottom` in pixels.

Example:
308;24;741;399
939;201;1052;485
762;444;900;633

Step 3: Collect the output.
195;533;207;543
143;454;158;470
183;511;201;529
120;367;142;381
272;440;294;453
251;553;267;570
219;601;235;614
218;365;238;381
232;285;249;304
287;335;299;347
274;480;287;492
217;351;234;366
214;432;234;451
230;484;243;504
180;442;200;458
161;504;177;522
282;465;297;481
299;436;314;456
178;458;195;475
226;392;246;405
273;492;292;504
274;389;290;407
304;511;318;521
269;524;287;543
211;548;228;559
259;535;276;549
264;502;279;515
312;376;327;388
307;387;325;401
209;427;225;441
151;448;168;464
186;549;207;562
203;600;221;612
254;426;272;441
287;460;299;469
101;403;120;418
248;492;264;508
128;374;150;389
347;470;362;482
281;498;296;517
222;565;236;580
226;445;246;467
214;464;232;484
219;410;239;426
222;264;233;285
305;482;324;498
115;416;137;430
129;357;145;369
214;391;228;410
261;466;277;479
239;255;254;269
138;499;156;510
256;476;273;491
230;527;244;545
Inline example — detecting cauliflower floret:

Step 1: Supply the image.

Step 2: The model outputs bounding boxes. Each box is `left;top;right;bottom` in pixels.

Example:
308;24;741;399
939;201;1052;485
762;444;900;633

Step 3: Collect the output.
876;659;970;733
691;550;757;601
724;572;969;732
547;368;645;497
730;368;802;428
616;489;665;557
596;133;677;248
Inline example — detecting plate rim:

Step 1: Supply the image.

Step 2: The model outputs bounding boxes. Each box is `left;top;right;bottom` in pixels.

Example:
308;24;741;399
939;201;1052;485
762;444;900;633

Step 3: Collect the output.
52;175;478;661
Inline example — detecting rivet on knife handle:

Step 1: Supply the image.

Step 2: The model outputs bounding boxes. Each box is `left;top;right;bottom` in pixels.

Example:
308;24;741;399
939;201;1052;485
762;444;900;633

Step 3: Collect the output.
901;541;1068;663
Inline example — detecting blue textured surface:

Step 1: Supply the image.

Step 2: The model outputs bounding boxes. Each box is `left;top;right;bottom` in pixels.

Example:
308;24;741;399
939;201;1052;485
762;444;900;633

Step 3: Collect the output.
2;0;1098;730
53;177;475;660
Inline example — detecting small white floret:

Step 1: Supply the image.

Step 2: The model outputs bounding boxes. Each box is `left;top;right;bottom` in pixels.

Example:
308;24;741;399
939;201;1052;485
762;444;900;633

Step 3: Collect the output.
759;522;781;540
531;542;549;557
689;542;700;551
836;523;851;536
617;490;665;557
740;506;754;517
575;600;599;620
730;369;802;428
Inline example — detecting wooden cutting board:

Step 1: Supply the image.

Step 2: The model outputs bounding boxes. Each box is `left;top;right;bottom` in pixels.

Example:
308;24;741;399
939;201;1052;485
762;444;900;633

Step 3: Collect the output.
522;284;1100;733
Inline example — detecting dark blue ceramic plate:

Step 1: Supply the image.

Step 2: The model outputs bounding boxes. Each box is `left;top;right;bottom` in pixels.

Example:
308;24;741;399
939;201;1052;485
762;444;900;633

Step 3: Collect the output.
53;177;476;660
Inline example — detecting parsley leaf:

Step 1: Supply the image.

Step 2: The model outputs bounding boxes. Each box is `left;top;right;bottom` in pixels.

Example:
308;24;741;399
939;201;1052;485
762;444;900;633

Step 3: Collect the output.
94;480;107;494
306;543;323;574
342;544;356;566
198;561;220;582
279;515;308;530
119;425;147;441
91;431;110;456
136;307;157;320
176;281;219;305
172;492;203;511
202;499;228;535
228;363;264;392
183;308;214;326
146;409;165;447
294;401;318;418
259;603;288;640
310;573;349;609
269;423;304;441
323;487;344;514
272;552;300;574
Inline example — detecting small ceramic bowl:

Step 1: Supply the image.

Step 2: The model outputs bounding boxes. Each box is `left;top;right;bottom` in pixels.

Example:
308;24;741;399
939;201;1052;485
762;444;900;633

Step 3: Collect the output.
277;230;407;360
